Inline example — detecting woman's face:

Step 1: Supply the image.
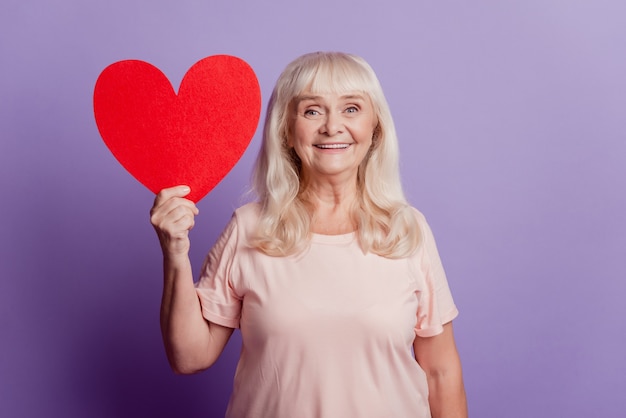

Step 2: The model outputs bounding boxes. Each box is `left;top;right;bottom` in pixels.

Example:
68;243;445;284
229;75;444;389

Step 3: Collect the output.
289;90;377;185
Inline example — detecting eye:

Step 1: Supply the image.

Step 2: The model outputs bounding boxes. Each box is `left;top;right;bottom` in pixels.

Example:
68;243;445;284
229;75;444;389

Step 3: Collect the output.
302;107;324;119
344;105;360;114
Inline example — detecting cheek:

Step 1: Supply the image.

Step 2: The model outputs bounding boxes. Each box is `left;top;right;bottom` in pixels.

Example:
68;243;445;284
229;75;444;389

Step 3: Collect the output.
291;122;313;147
358;125;375;146
358;115;377;139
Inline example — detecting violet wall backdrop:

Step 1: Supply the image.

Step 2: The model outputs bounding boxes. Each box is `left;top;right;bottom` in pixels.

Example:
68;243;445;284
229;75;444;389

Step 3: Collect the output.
2;1;625;417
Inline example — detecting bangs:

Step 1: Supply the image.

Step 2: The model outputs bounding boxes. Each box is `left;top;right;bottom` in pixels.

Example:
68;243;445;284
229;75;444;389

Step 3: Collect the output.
292;53;378;97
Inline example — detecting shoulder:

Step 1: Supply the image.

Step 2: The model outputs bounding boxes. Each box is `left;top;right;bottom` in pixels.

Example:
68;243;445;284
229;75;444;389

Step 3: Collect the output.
408;205;438;231
233;201;262;221
408;206;427;224
230;202;262;242
406;206;430;240
406;206;439;255
209;202;260;257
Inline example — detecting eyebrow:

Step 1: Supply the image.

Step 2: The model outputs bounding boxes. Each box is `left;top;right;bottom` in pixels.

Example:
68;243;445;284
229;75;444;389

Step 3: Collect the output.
296;93;367;103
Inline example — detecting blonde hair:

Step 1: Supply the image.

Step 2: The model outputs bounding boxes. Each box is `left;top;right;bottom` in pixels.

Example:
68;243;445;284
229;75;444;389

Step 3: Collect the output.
251;51;420;258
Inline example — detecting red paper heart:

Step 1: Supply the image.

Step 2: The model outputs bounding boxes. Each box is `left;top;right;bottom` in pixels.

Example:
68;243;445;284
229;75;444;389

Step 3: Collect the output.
93;55;261;202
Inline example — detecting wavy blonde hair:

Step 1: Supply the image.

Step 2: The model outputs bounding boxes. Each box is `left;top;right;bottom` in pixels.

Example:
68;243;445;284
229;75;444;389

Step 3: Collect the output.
251;51;420;258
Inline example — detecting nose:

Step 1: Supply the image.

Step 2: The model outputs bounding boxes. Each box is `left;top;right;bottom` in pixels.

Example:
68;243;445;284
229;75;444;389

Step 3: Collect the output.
320;111;344;136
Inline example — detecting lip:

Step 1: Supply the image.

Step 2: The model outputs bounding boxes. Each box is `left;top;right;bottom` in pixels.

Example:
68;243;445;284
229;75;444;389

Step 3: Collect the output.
313;143;352;149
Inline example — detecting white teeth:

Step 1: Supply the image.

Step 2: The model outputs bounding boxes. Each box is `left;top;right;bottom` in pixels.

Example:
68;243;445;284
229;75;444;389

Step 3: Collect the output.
315;144;350;149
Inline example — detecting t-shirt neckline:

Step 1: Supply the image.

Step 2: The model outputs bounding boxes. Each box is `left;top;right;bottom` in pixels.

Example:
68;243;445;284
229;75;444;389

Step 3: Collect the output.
311;231;356;245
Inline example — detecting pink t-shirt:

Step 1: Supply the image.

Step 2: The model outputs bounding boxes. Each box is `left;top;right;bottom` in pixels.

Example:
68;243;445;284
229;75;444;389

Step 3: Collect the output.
195;203;458;418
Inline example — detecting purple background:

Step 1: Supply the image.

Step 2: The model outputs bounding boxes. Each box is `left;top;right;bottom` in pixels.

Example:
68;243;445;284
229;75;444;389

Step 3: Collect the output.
2;1;625;417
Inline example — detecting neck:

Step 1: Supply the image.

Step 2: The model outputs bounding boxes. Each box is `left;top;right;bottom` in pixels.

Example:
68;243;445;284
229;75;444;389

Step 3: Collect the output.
301;180;359;235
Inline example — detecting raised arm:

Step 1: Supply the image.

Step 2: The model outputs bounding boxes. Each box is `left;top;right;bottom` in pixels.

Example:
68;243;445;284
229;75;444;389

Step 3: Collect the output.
413;322;468;418
150;186;234;374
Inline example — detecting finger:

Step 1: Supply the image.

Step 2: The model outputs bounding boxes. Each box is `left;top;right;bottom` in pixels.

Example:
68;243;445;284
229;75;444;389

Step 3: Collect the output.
151;187;198;220
153;185;191;208
151;199;198;230
173;211;196;231
161;196;199;218
168;204;197;225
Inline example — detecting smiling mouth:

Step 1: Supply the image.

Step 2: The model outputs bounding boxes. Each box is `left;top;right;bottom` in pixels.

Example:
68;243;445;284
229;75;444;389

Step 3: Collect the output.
314;144;351;149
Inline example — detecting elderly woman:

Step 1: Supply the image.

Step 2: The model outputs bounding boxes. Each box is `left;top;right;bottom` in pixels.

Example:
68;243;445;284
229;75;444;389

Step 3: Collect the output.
150;52;467;418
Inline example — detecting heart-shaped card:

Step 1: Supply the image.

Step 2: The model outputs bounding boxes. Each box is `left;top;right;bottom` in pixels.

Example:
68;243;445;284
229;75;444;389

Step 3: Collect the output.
93;55;261;202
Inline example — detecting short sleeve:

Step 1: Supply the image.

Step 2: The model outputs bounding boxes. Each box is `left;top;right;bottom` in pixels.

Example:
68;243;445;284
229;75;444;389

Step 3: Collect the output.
194;214;242;329
412;210;459;338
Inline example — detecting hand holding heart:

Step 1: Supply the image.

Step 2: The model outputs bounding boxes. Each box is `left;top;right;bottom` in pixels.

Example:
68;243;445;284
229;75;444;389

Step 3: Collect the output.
93;55;261;203
150;186;199;257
